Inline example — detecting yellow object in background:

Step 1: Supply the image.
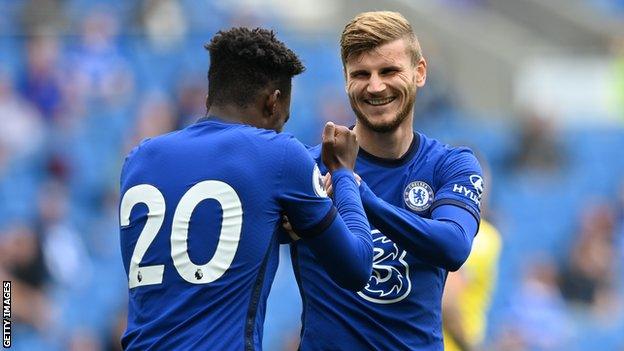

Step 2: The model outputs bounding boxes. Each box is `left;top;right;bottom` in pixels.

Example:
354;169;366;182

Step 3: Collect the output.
443;219;502;351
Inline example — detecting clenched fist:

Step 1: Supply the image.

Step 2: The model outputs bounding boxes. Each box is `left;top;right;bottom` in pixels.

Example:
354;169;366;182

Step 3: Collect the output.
321;122;358;172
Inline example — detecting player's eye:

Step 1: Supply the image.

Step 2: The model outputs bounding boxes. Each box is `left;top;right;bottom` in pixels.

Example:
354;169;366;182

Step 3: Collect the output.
350;71;369;79
381;68;398;75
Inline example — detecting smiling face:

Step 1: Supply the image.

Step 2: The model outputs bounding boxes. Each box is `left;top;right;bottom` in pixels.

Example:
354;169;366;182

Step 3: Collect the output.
345;38;426;133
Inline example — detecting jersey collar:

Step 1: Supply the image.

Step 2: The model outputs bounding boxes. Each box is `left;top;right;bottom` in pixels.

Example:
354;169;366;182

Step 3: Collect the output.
358;132;421;167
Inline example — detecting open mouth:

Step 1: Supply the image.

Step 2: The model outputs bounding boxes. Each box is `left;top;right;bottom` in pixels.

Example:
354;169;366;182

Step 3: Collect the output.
364;97;396;106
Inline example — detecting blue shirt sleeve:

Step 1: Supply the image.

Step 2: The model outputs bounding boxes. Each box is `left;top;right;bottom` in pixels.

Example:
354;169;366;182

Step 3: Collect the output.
276;137;336;235
360;181;478;271
431;148;484;224
303;169;373;290
277;138;373;290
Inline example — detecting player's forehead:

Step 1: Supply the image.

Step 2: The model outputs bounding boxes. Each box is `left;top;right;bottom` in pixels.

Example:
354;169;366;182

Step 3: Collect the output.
346;38;411;72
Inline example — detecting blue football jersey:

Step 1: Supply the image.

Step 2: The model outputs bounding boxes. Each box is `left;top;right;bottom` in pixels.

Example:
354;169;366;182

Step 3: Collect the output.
292;132;483;350
119;117;336;351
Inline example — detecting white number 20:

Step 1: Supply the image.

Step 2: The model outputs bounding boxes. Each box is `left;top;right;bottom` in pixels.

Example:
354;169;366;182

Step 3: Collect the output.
120;181;243;289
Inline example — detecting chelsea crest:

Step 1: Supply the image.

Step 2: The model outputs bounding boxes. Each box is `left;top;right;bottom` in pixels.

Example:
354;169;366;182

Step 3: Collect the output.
403;181;434;212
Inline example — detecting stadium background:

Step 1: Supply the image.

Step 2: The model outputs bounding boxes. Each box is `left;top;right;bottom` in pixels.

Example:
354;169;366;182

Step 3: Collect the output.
1;0;623;350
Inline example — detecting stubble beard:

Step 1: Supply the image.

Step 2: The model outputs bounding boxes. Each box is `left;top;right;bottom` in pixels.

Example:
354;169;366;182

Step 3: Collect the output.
350;89;416;134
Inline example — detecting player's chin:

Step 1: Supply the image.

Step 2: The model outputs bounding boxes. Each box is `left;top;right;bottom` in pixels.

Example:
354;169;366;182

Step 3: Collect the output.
364;110;398;125
359;115;402;133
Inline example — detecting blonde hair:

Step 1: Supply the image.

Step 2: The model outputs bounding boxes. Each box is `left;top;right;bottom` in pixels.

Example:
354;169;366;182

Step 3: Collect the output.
340;11;422;67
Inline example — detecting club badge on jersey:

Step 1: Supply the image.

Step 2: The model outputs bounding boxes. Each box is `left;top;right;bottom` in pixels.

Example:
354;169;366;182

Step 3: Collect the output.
403;181;434;212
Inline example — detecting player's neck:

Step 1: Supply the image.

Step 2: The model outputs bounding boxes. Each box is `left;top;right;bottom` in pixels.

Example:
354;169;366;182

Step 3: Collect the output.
355;119;414;160
207;105;259;126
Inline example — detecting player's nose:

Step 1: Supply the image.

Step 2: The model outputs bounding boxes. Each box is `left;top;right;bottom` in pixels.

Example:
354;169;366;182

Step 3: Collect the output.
366;73;386;94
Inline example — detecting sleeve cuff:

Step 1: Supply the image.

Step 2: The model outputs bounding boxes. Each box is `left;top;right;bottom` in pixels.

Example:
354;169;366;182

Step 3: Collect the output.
331;168;355;180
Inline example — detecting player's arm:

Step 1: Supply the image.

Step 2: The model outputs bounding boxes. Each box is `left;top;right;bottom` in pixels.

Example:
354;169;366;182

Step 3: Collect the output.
279;123;373;291
359;184;476;271
341;150;481;271
299;169;372;291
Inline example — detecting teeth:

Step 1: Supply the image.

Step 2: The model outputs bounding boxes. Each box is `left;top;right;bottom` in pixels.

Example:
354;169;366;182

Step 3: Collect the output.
366;97;394;106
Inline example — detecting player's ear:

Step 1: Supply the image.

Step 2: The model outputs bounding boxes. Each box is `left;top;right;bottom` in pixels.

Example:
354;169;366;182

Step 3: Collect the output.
264;89;281;118
205;94;210;110
415;57;427;87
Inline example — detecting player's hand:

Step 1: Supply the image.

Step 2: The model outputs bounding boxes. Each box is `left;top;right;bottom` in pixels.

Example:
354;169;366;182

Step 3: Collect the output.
321;122;358;172
281;215;301;241
323;172;361;197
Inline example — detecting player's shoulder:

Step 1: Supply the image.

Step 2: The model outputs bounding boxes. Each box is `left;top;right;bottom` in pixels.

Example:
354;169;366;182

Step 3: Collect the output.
235;127;316;170
123;129;181;162
120;133;175;186
199;117;307;157
419;132;475;160
418;132;479;170
213;119;294;146
253;129;309;155
123;136;156;165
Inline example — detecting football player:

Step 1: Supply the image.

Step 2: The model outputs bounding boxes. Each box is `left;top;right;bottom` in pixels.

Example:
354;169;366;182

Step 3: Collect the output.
290;12;483;350
119;27;372;350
